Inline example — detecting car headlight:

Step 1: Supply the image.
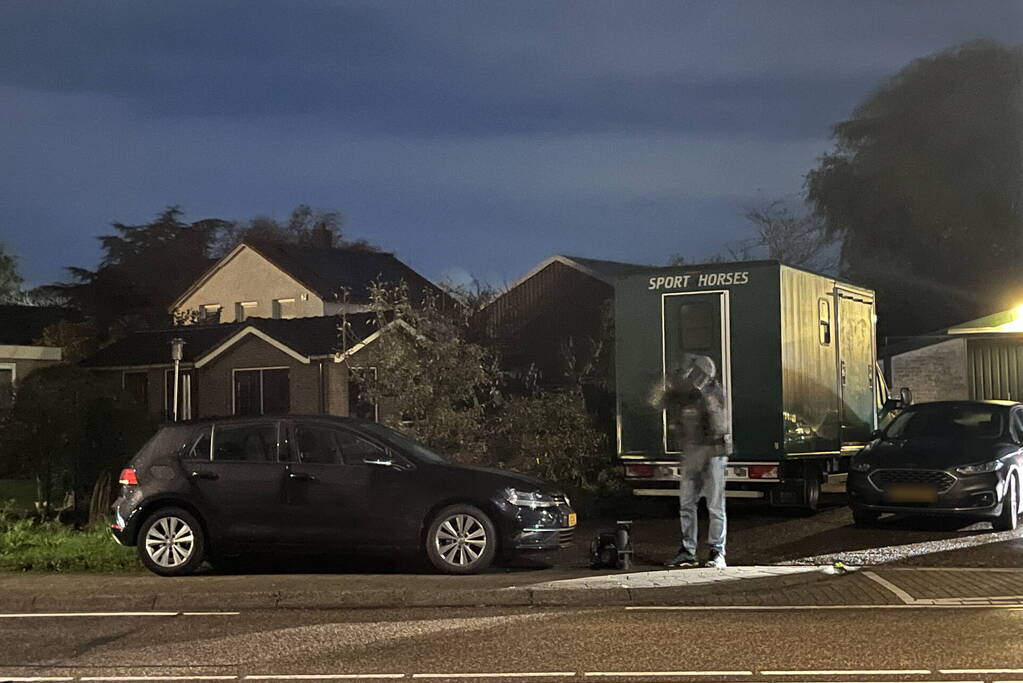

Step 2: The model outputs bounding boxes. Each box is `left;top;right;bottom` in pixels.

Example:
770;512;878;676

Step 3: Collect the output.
505;488;559;508
956;460;1004;475
850;461;872;472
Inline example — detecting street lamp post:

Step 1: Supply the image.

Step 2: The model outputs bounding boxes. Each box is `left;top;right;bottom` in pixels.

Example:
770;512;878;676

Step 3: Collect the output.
170;338;185;422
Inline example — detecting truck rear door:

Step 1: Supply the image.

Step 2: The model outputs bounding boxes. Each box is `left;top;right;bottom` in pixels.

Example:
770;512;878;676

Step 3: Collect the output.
836;289;876;445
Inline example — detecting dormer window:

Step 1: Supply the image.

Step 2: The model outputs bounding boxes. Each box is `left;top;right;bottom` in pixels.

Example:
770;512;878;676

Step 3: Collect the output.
273;298;297;319
235;301;257;322
200;304;222;324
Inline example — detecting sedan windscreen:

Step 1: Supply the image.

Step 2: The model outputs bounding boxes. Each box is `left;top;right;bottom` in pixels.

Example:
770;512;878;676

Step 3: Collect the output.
884;405;1005;440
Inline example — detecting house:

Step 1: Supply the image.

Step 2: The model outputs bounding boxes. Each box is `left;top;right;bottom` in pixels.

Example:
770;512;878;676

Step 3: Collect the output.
888;306;1023;402
0;305;74;410
478;255;649;384
171;239;444;324
80;314;387;421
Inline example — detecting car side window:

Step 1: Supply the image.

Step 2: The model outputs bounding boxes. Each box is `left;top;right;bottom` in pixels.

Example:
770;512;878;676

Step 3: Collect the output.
1012;411;1023;444
213;422;277;462
335;429;389;465
187;426;212;460
295;425;344;465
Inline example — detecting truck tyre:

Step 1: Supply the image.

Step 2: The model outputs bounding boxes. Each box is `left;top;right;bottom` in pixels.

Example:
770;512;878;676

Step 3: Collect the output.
993;474;1019;532
852;506;880;527
799;463;822;514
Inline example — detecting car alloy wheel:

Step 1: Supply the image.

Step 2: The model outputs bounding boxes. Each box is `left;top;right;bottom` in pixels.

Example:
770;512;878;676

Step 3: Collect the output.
425;504;497;574
137;507;206;576
145;516;194;568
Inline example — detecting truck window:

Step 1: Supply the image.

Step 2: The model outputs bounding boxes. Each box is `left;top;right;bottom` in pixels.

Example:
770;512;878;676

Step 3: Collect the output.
818;298;831;345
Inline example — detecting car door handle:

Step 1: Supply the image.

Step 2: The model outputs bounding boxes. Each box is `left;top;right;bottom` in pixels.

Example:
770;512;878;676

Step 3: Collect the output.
288;471;317;482
189;470;219;481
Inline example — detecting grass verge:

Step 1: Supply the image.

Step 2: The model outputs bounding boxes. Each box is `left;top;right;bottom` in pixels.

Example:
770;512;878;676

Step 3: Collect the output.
0;509;140;572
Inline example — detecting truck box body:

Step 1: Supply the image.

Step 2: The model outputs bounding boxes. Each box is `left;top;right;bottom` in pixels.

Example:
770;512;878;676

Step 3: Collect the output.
615;261;879;504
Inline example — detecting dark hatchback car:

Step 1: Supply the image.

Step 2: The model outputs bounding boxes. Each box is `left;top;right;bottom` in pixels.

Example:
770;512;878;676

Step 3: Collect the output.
847;400;1023;530
111;416;577;576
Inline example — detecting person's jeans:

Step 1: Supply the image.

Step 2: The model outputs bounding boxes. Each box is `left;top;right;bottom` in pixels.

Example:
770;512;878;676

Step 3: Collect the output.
678;451;727;559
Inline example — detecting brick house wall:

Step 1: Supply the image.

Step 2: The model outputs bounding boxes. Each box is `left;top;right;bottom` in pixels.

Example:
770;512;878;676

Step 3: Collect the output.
890;337;969;403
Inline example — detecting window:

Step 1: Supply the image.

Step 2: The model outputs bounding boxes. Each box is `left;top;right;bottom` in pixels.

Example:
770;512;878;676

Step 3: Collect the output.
273;298;297;319
233;368;290;416
213;422;278;462
885;405;1005;440
295;424;388;465
348;367;378;421
1012;412;1023;444
200;305;222;324
164;369;194;421
187;426;213;460
0;364;14;412
123;372;149;410
818;298;832;345
235;301;257;322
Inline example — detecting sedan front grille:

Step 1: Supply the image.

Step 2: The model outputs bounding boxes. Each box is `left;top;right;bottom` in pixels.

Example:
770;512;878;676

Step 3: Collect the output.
870;469;956;493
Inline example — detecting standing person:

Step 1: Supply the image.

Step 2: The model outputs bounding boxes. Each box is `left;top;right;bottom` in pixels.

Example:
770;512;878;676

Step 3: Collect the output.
652;353;731;569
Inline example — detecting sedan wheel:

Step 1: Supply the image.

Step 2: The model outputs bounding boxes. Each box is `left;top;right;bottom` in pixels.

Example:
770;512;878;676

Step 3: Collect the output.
425;504;497;574
993;475;1020;532
137;507;206;576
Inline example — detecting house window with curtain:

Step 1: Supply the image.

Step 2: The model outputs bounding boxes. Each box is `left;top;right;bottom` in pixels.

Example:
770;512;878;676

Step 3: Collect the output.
233;367;289;416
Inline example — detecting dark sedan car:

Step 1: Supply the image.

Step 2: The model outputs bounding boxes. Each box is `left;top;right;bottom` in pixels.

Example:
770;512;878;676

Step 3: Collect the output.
847;400;1023;530
111;415;577;576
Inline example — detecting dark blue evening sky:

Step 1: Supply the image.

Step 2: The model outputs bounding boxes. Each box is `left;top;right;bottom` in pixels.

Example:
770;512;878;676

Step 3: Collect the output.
2;1;1021;288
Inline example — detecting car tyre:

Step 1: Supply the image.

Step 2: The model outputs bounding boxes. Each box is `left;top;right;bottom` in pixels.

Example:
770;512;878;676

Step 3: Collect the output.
137;507;206;576
425;504;497;575
851;506;880;527
993;474;1020;533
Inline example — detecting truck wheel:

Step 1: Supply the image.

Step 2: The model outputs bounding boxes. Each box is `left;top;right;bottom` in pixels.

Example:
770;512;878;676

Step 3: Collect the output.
802;475;821;513
993;474;1019;532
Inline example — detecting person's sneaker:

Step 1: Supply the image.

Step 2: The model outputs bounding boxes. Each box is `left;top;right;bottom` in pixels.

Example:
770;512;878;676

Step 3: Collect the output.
665;552;699;568
704;552;727;570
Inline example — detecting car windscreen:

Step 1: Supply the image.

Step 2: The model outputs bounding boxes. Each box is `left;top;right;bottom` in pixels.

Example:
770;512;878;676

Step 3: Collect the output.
358;423;449;464
883;405;1005;440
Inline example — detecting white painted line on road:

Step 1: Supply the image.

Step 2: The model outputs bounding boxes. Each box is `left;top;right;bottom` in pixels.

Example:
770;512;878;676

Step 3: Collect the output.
862;571;916;604
583;672;752;678
626;603;1023;611
0;678;74;682
761;671;931;676
939;670;1023;675
79;677;238;681
181;612;241;616
412;675;574;679
0;612;177;618
246;676;406;680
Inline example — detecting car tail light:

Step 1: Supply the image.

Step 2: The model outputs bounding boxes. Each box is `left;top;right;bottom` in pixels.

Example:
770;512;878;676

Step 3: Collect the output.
748;465;779;479
118;467;139;486
624;464;655;478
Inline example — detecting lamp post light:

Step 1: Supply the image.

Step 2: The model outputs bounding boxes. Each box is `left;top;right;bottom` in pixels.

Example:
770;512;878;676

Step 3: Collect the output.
170;338;185;422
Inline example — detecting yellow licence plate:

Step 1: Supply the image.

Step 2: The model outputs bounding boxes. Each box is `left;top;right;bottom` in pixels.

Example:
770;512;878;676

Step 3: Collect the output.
567;512;577;527
885;484;938;503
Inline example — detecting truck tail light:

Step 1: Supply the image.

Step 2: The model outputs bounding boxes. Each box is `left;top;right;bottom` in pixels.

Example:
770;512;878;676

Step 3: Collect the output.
624;464;655;478
748;465;779;479
118;467;139;486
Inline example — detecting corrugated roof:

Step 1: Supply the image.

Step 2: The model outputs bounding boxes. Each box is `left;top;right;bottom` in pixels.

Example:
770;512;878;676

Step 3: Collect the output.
557;255;652;282
80;313;378;368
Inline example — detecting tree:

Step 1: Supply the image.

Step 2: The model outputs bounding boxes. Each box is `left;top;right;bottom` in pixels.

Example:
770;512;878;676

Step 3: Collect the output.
670;198;837;272
0;242;24;303
0;365;153;521
807;40;1023;337
212;205;379;256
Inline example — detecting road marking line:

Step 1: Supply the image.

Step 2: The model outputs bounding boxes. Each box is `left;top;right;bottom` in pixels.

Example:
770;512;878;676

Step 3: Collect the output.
583;673;752;678
0;678;75;682
940;671;1023;675
80;678;238;681
862;571;916;604
412;675;574;679
0;612;238;619
626;604;1023;610
761;671;931;676
246;676;406;680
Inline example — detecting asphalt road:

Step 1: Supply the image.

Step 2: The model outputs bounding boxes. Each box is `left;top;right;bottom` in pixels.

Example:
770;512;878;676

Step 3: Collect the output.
2;604;1023;681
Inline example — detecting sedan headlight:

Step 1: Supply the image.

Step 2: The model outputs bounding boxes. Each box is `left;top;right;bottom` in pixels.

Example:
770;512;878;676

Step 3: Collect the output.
850;461;872;472
505;488;559;508
956;460;1004;475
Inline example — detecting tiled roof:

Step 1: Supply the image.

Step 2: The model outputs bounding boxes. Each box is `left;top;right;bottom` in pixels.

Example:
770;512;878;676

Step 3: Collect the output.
80;313;378;368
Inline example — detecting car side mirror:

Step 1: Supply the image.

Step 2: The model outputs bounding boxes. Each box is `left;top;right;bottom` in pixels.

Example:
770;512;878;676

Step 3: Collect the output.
899;387;913;407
